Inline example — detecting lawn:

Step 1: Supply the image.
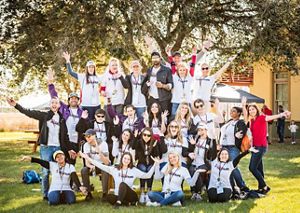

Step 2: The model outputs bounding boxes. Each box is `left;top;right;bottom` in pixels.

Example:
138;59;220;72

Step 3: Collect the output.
0;132;299;213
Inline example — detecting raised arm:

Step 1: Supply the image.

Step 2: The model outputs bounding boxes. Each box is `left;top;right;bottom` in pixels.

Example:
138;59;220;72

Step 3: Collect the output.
213;99;225;124
265;111;291;122
213;55;237;80
232;150;249;167
62;51;79;80
31;157;50;169
189;47;197;77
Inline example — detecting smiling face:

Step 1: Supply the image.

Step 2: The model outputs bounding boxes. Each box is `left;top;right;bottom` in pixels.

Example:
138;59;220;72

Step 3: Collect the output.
126;106;135;118
142;129;152;143
168;121;179;136
68;97;79;107
85;134;96;145
151;103;159;114
248;105;258;118
219;149;229;162
131;61;141;75
201;63;210;77
168;152;179;166
151;55;161;66
87;65;95;75
110;59;118;74
121;153;132;167
173;55;182;65
194;101;205;114
122;130;131;143
50;98;60;112
230;108;239;119
197;127;207;137
95;113;105;123
180;104;189;116
55;153;65;164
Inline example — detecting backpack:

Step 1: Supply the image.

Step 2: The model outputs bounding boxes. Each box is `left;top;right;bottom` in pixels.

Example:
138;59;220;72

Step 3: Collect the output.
22;170;41;184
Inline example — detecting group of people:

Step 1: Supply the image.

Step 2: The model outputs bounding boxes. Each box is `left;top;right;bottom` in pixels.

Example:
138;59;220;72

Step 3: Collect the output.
7;42;292;208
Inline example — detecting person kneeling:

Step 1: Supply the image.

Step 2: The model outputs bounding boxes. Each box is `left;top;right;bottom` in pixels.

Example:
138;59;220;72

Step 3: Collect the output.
20;150;87;205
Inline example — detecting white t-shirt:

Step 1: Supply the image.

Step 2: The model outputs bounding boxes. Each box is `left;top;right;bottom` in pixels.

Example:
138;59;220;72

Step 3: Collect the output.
208;159;234;189
83;141;109;163
161;165;191;192
131;75;146;107
149;67;160;99
91;160;155;195
150;118;167;135
122;116;138;132
101;72;125;105
112;141;135;165
193;113;218;139
220;120;238;146
193;75;216;101
289;124;298;133
93;121;107;142
66;108;80;143
48;162;75;192
171;74;193;104
78;73;101;107
179;119;189;139
47;113;60;146
161;137;188;163
192;138;209;166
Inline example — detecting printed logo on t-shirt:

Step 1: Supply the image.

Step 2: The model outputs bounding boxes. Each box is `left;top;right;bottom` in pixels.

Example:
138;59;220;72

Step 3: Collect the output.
118;172;134;179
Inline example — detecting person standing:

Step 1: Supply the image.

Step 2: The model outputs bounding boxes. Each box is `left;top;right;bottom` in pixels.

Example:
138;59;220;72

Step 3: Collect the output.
7;97;76;200
277;105;286;143
288;120;298;145
142;51;173;114
62;51;101;120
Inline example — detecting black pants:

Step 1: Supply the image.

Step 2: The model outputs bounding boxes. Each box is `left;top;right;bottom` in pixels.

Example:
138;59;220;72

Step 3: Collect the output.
106;182;138;205
189;164;208;193
208;188;232;203
147;97;171;115
81;167;109;194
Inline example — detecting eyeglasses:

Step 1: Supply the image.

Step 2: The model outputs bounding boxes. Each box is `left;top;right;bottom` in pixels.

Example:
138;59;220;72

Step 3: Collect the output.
96;115;105;118
143;133;151;137
85;135;92;138
170;125;179;129
202;67;209;70
195;104;204;109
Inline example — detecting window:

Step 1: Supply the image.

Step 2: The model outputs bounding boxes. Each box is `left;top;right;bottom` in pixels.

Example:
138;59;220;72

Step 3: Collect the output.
273;72;289;112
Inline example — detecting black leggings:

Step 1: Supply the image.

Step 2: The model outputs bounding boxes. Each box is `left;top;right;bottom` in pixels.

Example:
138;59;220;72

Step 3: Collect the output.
106;182;138;205
189;164;209;193
208;188;232;203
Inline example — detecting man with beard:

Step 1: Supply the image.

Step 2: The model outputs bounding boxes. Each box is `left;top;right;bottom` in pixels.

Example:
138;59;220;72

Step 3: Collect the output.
142;52;173;114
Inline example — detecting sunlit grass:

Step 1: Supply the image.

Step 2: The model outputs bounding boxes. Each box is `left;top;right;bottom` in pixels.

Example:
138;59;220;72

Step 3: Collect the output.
0;132;299;212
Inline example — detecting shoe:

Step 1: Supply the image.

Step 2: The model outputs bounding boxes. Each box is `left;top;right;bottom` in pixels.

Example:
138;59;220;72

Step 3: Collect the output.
145;193;150;203
256;186;271;195
292;141;296;145
139;193;146;204
43;196;48;201
85;192;93;201
113;202;121;209
191;193;197;200
195;193;203;201
172;201;182;207
146;201;160;207
240;186;250;192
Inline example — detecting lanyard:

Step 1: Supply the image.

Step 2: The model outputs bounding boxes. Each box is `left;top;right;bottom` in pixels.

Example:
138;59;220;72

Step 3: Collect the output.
198;114;208;124
121;168;128;182
169;167;180;184
126;116;136;130
197;77;210;86
217;162;227;182
121;143;129;155
69;109;79;123
178;75;188;89
96;122;105;138
132;75;140;89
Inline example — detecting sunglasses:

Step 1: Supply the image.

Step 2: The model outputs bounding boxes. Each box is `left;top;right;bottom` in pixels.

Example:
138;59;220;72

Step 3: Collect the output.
96;115;105;118
202;67;209;70
143;133;151;137
195;104;204;109
170;125;179;129
85;135;93;138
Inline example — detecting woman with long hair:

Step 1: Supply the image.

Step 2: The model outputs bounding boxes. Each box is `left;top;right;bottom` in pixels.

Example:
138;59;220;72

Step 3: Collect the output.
80;151;159;208
62;51;101;120
146;151;201;207
174;102;193;139
101;58;127;114
132;127;160;203
143;102;168;135
242;97;291;194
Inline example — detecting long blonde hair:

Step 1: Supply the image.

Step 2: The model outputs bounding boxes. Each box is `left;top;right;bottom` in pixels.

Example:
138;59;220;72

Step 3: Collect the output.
174;102;192;128
164;151;181;175
166;120;183;144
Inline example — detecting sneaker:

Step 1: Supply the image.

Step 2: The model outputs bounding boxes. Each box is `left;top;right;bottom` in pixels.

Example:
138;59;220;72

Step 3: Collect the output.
113;201;121;209
292;141;296;145
85;192;93;201
146;201;160;207
195;193;203;201
240;186;250;192
172;201;182;207
139;193;146;204
256;186;271;195
191;193;197;200
145;193;151;203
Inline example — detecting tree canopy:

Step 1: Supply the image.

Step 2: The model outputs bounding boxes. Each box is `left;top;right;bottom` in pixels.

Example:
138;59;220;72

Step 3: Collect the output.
0;0;299;94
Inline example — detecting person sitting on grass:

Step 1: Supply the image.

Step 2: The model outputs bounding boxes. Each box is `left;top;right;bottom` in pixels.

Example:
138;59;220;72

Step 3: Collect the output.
20;150;87;205
146;151;203;207
79;151;159;209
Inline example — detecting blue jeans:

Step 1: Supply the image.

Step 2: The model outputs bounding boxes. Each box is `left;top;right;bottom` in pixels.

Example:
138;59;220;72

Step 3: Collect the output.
48;190;75;205
40;145;61;197
171;103;180;119
249;146;267;189
136;107;146;119
137;164;154;190
227;146;246;189
148;190;184;206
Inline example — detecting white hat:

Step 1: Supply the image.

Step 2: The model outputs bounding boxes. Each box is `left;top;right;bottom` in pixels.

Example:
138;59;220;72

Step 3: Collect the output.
52;150;65;160
86;60;96;67
197;123;208;130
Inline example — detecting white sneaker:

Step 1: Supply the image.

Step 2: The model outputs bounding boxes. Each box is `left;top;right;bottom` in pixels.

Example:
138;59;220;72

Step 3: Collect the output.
172;201;182;207
191;193;197;200
292;141;296;145
139;193;145;204
195;193;203;201
146;201;160;207
145;193;150;203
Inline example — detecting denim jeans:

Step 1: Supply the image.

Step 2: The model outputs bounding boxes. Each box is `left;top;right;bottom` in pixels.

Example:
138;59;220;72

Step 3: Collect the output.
137;164;154;189
249;146;267;189
48;190;75;205
148;190;184;206
40;145;61;197
135;107;146;119
171;103;180;119
226;146;247;189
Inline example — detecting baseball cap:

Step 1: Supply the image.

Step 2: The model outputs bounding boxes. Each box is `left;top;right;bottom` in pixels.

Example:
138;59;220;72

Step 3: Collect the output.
86;60;96;67
83;129;96;136
53;150;65;160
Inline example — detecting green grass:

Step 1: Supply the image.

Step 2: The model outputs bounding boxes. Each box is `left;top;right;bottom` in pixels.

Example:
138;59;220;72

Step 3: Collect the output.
0;132;300;213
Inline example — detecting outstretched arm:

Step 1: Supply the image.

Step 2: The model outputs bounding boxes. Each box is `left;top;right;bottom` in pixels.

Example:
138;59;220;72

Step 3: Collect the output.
63;51;79;80
213;55;237;80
